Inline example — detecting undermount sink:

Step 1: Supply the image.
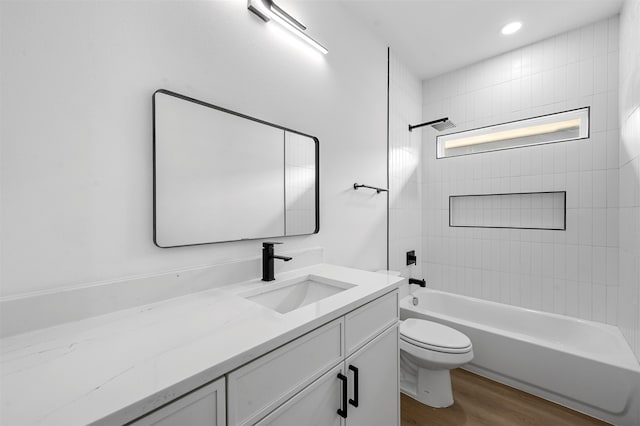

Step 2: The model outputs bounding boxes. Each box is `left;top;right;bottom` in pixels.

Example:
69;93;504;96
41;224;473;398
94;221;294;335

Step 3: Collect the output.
242;275;356;314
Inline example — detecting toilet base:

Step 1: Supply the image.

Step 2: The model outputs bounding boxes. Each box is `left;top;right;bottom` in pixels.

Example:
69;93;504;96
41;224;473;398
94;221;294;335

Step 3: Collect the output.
416;368;453;408
399;351;455;408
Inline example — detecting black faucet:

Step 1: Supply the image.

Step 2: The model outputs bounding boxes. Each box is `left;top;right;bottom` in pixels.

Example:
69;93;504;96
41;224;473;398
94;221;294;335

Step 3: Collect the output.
262;242;293;281
408;278;426;287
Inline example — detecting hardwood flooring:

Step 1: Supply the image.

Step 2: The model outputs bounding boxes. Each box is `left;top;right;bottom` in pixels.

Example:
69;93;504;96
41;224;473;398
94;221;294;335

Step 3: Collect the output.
400;369;610;426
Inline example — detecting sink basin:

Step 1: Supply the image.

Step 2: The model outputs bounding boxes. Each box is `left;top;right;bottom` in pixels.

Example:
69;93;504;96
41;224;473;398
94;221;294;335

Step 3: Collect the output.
242;275;355;314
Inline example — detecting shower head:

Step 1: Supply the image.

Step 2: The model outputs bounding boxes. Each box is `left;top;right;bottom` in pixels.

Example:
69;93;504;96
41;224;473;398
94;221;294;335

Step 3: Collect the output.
408;117;455;132
431;119;455;131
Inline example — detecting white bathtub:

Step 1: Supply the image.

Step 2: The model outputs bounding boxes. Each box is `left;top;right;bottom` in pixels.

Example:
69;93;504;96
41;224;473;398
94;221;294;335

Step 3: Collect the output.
400;289;640;426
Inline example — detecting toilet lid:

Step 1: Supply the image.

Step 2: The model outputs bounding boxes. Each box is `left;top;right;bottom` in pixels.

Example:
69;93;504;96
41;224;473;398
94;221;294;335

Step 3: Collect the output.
400;319;471;353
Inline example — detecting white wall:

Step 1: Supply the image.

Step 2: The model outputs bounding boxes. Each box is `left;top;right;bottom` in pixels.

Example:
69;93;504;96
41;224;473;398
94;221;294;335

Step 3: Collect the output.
618;0;640;359
388;51;422;278
421;17;620;323
0;0;388;297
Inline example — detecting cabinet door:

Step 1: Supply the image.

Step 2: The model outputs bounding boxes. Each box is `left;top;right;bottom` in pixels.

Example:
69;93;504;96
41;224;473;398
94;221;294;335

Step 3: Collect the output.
345;325;399;426
131;377;225;426
255;364;344;426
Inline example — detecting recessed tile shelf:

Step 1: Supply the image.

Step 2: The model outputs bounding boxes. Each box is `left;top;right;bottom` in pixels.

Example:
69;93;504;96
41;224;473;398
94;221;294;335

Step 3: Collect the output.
449;191;566;230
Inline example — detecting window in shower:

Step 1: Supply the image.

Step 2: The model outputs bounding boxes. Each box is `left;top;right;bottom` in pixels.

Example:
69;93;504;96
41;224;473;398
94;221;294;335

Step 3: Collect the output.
436;107;589;158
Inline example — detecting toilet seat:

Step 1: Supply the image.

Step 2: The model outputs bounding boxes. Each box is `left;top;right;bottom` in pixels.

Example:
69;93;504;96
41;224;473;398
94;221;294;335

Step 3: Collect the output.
400;319;472;354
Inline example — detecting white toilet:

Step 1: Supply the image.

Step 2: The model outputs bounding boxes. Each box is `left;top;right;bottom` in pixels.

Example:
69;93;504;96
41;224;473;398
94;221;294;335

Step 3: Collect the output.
399;318;473;408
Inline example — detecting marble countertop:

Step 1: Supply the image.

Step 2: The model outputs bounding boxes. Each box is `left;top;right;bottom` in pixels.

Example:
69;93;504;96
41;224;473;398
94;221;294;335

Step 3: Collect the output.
0;264;403;426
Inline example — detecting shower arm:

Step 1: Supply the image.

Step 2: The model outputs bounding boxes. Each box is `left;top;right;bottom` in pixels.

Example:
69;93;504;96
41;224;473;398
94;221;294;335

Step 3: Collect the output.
408;117;449;132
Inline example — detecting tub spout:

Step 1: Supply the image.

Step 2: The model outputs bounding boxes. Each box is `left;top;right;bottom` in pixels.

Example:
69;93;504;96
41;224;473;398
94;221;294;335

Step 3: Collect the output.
409;278;426;287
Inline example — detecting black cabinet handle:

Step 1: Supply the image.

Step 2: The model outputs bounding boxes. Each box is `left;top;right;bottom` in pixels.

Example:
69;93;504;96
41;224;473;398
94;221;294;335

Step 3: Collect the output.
337;373;348;418
348;365;359;407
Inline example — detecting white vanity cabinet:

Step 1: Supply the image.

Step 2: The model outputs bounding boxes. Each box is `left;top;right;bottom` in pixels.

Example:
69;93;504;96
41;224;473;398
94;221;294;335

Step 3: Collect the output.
131;289;398;426
255;325;399;426
130;377;225;426
230;290;399;426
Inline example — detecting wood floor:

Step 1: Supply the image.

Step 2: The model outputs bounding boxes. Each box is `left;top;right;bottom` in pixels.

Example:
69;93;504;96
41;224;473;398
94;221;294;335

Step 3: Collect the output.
401;369;610;426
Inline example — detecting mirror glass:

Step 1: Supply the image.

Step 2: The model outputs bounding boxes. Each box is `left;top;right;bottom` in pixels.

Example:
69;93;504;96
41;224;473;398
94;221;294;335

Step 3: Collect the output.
153;90;318;247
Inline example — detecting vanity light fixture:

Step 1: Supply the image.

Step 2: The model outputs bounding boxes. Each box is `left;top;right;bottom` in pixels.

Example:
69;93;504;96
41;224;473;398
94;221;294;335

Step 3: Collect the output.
248;0;328;55
501;21;522;35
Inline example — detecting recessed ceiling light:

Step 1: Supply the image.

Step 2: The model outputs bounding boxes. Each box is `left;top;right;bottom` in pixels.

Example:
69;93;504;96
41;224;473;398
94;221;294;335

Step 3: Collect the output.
501;21;522;35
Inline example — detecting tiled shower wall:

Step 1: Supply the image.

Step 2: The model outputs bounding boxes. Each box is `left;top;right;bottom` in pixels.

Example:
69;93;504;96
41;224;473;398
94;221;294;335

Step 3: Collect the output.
618;0;640;358
422;17;620;324
388;51;423;278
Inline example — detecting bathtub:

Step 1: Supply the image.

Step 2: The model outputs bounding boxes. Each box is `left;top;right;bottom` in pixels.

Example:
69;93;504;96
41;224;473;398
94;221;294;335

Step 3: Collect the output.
400;289;640;426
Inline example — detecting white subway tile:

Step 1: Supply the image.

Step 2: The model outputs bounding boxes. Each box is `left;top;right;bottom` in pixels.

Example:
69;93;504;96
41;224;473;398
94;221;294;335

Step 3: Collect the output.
579;24;595;60
592;208;607;246
542;277;555;311
605;286;618;325
566;141;581;172
567;29;581;63
554;66;568;103
592;246;607;284
592;170;607;207
542;70;555;105
530;42;543;75
591;92;607;132
606;247;619;286
593;20;608;56
531;72;543;107
542;37;556;71
553;244;566;279
578;282;593;319
510;79;522;112
592;284;607;322
566;62;580;99
606;90;619;130
553;279;566;314
578;245;593;283
565;281;579;316
578;209;593;245
566;244;579;281
531;277;543;310
606;129;619;169
511;50;522;80
579;58;594;97
607;16;619;53
607;51;619;91
555;33;568;67
606;208;619;247
593;55;608;94
542;146;555;176
566;208;579;245
579;171;593;207
591;131;607;170
552;142;567;174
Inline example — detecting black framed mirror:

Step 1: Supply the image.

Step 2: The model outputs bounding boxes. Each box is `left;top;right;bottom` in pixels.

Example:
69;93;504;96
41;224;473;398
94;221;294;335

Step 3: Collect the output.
153;90;319;248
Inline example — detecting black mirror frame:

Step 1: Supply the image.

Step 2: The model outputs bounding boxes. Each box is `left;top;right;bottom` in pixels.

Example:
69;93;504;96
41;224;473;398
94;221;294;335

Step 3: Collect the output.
152;89;320;248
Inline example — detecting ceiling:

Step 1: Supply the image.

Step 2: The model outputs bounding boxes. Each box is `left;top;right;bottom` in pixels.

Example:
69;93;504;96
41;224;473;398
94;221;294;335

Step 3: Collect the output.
340;0;624;80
